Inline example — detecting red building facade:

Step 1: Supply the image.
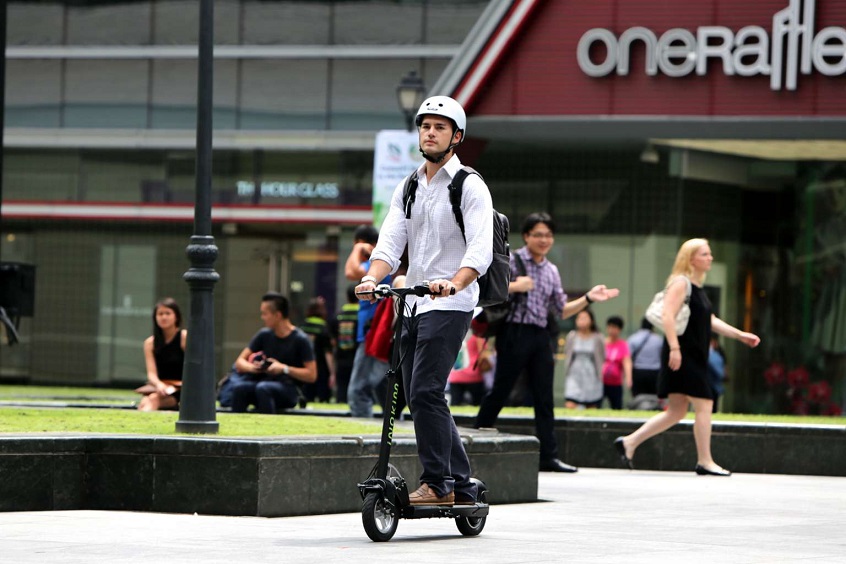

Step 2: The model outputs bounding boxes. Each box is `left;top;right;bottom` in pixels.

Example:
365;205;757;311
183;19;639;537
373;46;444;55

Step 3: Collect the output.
431;0;846;413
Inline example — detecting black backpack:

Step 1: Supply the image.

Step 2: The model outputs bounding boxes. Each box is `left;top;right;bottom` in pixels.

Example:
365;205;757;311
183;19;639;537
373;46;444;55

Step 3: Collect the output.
401;166;510;308
471;251;562;341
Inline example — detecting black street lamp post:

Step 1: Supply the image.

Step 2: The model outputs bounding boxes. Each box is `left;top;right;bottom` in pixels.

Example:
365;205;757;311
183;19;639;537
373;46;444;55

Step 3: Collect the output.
396;71;426;131
176;0;219;434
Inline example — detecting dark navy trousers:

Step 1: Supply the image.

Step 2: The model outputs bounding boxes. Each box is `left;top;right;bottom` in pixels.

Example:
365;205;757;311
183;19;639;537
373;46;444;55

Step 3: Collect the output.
400;309;477;499
476;323;559;461
231;379;298;414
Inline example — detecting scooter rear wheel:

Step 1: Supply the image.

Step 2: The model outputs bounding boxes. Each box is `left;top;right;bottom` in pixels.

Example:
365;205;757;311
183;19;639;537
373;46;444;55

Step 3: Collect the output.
362;492;398;542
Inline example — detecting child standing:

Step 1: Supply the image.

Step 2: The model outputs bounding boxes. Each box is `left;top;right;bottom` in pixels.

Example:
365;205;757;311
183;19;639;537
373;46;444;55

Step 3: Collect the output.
603;316;632;410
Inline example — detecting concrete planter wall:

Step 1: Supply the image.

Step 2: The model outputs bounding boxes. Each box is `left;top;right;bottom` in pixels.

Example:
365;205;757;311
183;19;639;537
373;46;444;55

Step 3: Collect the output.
0;432;539;516
454;415;846;476
4;414;842;517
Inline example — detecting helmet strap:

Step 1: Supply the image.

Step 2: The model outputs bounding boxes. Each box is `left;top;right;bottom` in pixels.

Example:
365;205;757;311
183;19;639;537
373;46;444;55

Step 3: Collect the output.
420;146;452;163
419;129;464;164
419;134;461;164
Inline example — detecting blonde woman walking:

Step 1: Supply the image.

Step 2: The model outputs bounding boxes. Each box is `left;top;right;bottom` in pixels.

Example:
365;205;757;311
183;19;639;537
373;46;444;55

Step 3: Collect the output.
614;239;760;476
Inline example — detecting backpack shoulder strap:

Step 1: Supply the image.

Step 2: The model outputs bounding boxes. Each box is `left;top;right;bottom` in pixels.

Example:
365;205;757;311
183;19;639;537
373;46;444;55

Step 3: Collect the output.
512;252;527;277
673;275;692;304
448;166;482;242
630;331;650;362
402;171;419;219
666;275;692;304
509;251;529;322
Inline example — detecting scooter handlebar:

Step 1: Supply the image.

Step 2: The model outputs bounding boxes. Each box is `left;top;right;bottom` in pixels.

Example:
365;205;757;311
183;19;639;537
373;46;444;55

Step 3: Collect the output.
355;281;456;299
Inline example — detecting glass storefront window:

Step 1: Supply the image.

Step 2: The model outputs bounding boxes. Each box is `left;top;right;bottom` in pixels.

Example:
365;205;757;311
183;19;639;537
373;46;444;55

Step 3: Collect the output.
4;150;81;201
153;0;241;45
6;0;475;132
0;232;36;379
333;1;424;45
743;164;846;416
3;148;373;207
66;1;153;45
64;60;149;128
330;59;418;131
5;60;62;128
243;0;331;45
8;2;64;45
424;0;489;43
97;245;158;383
240;59;330;130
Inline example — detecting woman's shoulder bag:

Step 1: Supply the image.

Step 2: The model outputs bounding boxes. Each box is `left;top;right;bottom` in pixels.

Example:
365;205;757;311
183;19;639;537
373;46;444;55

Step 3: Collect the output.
645;276;692;336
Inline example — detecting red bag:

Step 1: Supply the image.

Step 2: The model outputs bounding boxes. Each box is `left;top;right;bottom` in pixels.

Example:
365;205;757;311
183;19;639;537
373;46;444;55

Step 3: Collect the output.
364;297;395;362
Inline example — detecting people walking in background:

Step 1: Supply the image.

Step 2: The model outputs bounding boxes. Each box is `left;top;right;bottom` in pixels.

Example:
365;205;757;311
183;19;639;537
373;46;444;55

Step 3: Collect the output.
345;224;380;283
603;316;632;410
474;212;620;473
331;285;359;404
708;335;728;413
301;297;335;403
614;239;760;476
563;308;605;410
626;318;664;409
345;224;392;417
448;331;495;406
137;298;186;411
230;292;316;414
356;275;408;417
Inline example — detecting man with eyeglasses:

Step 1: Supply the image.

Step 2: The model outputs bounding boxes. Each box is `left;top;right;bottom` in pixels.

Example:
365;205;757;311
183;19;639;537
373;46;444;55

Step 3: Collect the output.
474;212;620;472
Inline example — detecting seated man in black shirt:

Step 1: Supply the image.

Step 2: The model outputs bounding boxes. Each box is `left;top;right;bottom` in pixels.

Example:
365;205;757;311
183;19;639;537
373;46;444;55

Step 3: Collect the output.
231;292;317;414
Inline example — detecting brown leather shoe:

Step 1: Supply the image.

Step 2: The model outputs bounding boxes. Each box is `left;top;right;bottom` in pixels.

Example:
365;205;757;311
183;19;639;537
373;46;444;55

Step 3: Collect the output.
408;484;455;506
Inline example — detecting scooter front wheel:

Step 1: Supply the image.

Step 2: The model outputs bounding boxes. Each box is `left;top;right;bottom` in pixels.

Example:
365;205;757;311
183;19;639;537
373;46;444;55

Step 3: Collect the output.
362;492;398;542
455;514;486;536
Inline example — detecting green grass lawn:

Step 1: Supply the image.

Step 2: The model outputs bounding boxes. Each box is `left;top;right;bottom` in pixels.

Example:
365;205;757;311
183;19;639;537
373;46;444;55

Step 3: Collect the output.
0;384;391;435
0;407;387;436
1;385;844;432
0;385;138;402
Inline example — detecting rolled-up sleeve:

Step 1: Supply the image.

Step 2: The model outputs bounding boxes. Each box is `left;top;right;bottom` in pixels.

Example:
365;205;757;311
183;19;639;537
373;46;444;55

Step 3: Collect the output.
458;175;494;277
370;177;409;274
551;263;567;315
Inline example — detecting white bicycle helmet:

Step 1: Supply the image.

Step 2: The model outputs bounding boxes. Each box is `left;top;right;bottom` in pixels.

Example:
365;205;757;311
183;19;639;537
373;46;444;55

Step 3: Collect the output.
414;95;466;139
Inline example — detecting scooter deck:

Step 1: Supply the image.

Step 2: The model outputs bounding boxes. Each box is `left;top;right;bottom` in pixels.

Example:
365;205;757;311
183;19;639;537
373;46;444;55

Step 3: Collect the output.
400;502;489;520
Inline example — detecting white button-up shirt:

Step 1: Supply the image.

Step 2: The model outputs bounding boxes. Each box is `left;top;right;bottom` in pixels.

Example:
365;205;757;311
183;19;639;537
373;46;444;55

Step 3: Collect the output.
370;155;494;315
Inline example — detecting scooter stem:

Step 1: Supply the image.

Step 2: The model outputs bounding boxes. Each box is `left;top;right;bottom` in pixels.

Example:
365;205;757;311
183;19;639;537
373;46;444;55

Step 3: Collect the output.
375;294;409;480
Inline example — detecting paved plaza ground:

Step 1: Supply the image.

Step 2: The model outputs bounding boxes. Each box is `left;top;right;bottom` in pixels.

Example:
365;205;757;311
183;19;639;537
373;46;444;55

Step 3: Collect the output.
1;468;843;563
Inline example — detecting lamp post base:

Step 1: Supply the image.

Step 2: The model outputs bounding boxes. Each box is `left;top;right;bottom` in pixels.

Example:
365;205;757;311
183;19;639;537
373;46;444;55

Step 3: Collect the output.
175;420;220;434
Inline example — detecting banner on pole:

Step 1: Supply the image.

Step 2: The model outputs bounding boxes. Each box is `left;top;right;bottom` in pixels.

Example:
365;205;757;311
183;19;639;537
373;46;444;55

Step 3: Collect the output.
372;130;424;229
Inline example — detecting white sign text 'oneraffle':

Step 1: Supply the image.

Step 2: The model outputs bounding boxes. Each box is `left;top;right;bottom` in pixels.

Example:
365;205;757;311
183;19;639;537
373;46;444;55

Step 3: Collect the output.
576;0;845;90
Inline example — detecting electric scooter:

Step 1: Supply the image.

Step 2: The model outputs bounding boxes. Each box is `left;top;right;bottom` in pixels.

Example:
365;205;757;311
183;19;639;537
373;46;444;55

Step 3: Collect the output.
356;283;489;542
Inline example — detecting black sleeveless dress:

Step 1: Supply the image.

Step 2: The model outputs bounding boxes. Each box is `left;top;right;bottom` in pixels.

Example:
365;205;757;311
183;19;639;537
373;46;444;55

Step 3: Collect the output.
657;284;713;400
154;334;184;383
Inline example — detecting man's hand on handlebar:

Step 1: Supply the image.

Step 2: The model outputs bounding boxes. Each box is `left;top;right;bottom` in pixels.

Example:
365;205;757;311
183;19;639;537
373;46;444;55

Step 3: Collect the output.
355;280;379;304
428;279;457;300
355;280;455;302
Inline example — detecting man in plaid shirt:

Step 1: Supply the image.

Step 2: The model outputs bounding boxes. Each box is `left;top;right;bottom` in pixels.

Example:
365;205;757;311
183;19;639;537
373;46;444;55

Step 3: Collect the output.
474;212;620;472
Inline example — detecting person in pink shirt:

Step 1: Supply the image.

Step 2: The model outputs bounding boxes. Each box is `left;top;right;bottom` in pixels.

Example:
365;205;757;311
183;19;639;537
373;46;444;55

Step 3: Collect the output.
603;316;632;409
449;333;494;406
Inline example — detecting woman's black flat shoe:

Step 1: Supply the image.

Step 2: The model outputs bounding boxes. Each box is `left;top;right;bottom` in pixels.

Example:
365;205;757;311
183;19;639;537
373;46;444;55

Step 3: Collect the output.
694;464;731;476
613;437;633;470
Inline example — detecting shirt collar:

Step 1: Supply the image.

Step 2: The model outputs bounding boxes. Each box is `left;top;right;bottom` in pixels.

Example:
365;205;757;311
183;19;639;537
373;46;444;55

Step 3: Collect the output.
518;245;549;267
416;153;463;184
